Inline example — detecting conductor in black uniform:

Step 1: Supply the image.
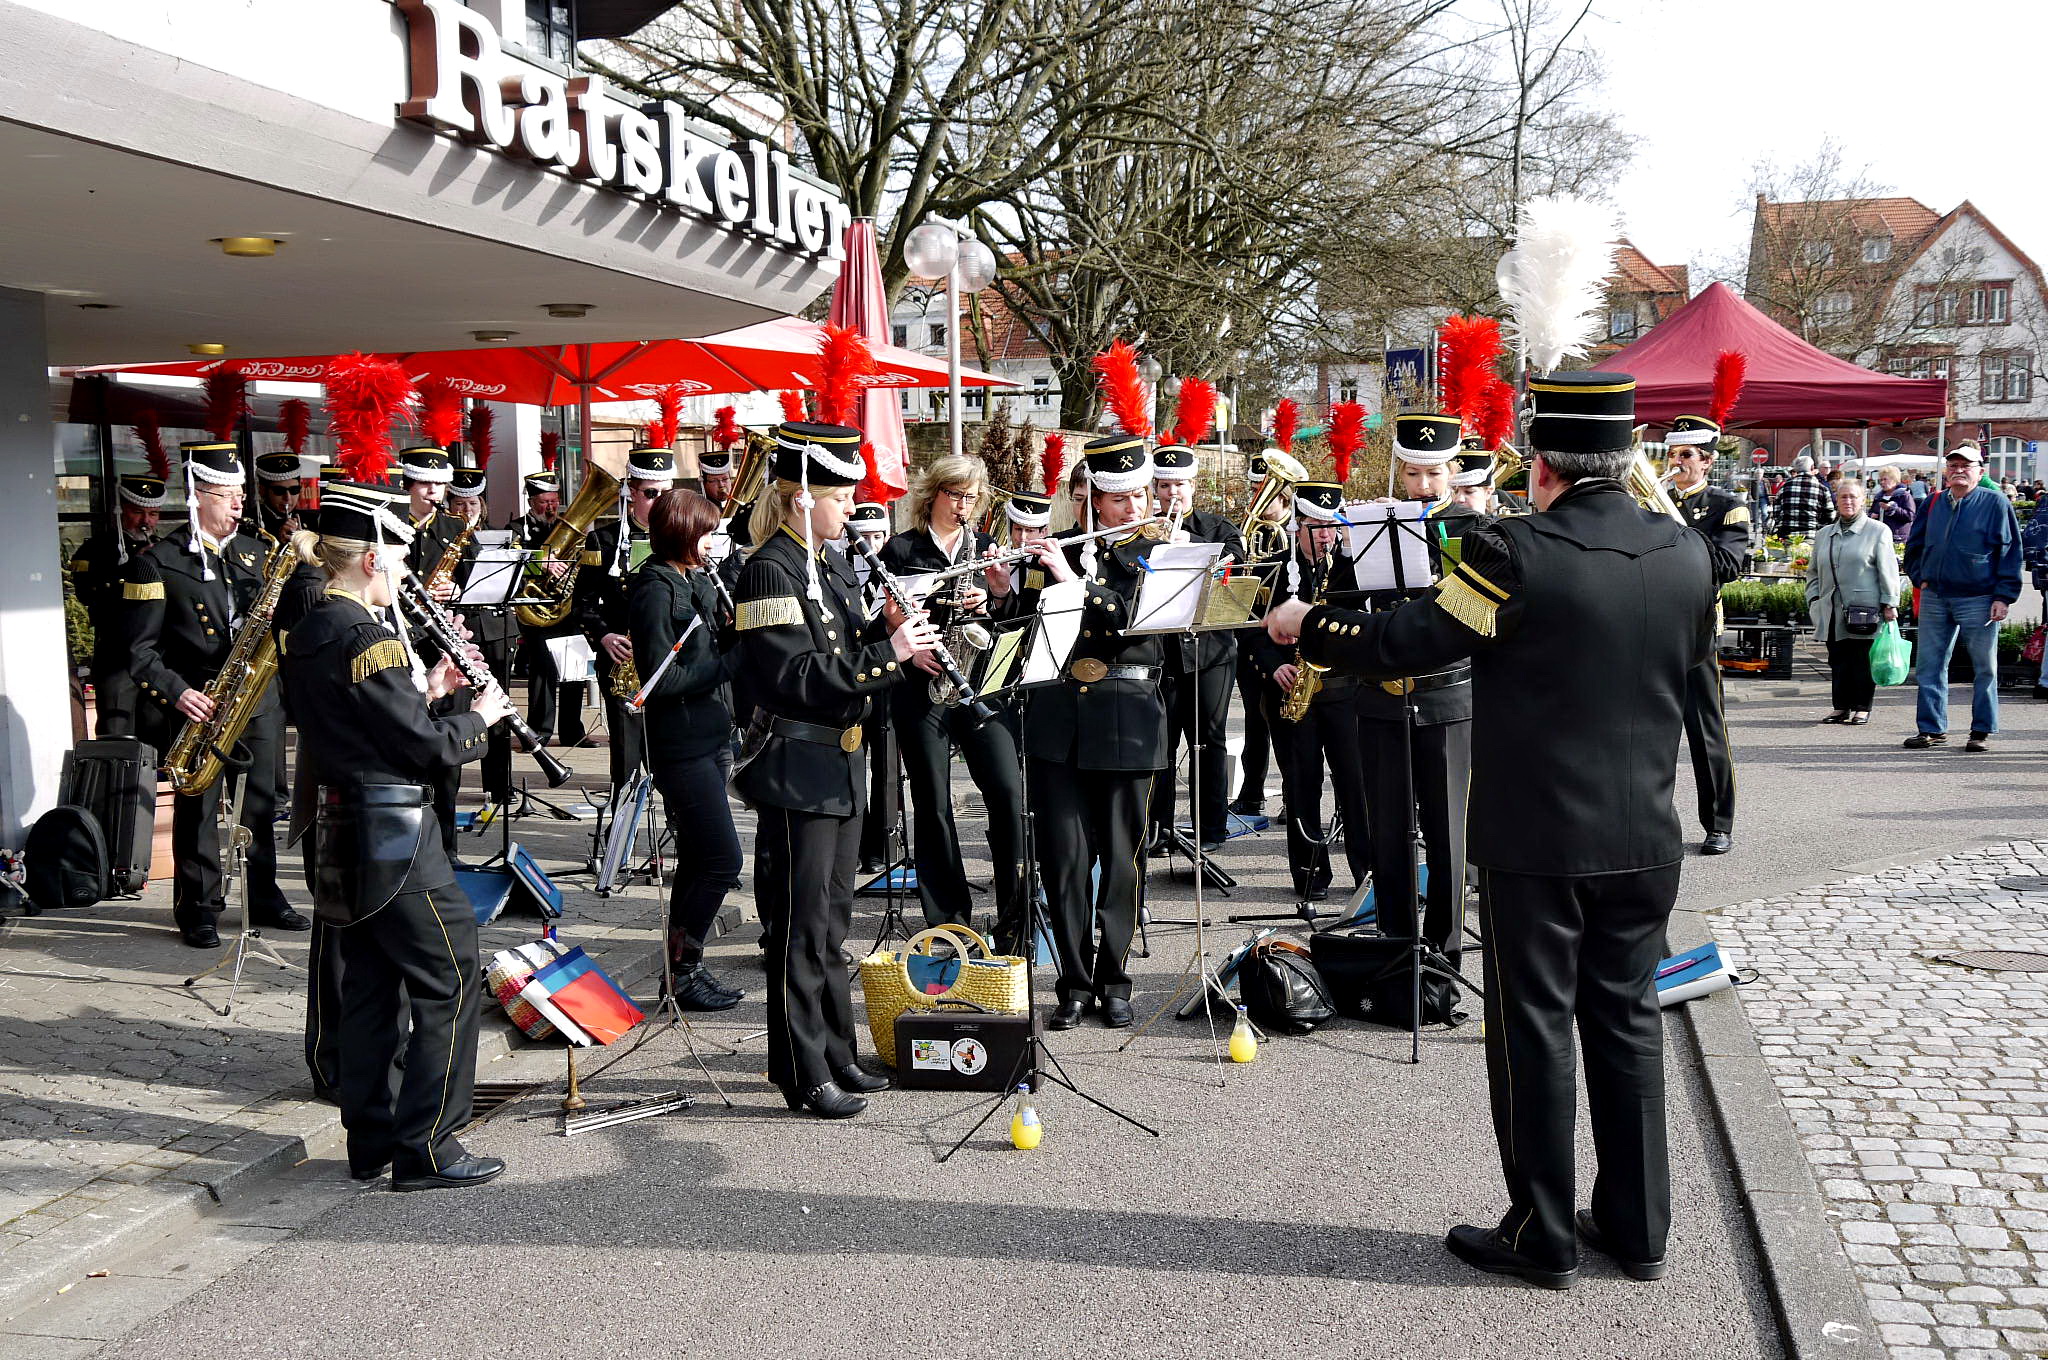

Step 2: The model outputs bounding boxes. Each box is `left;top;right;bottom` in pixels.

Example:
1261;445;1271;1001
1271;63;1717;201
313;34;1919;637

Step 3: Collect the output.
1665;414;1748;855
125;443;307;948
283;480;513;1191
509;471;589;749
578;445;677;790
71;473;165;739
1267;372;1717;1289
732;421;937;1119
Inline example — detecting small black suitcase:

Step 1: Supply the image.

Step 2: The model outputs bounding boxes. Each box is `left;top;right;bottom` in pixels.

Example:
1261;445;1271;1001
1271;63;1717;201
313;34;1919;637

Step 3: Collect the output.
62;738;158;896
894;1002;1042;1093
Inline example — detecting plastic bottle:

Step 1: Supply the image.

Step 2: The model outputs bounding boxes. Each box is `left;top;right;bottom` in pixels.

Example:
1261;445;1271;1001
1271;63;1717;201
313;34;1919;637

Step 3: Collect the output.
1229;1005;1259;1063
1009;1083;1042;1150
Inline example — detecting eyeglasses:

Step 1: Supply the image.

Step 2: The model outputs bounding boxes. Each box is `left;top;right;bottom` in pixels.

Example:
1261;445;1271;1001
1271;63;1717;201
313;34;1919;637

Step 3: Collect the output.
938;487;979;503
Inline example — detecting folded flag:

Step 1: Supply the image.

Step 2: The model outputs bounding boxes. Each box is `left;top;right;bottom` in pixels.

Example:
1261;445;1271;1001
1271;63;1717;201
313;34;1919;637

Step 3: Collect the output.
528;945;644;1044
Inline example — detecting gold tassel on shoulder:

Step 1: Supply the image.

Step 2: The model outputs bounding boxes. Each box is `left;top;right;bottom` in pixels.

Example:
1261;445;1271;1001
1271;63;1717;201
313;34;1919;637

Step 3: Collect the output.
1433;576;1499;637
351;638;410;683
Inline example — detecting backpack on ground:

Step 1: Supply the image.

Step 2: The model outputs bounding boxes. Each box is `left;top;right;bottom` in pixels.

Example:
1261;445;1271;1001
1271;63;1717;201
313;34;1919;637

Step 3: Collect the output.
23;805;109;913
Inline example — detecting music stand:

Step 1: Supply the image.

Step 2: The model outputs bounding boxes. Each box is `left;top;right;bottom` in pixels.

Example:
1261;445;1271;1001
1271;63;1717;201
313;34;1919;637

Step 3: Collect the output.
183;744;298;1017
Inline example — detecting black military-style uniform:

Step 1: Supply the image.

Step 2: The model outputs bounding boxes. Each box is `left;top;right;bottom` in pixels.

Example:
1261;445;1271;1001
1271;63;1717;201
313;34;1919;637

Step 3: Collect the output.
124;532;293;934
1022;528;1166;1006
444;514;519;803
70;526;156;737
1673;478;1748;840
877;526;1027;948
575;517;651;789
283;588;492;1179
1296;478;1716;1274
509;510;588;748
1246;543;1372;899
1148;509;1247;846
734;525;911;1096
405;507;477;850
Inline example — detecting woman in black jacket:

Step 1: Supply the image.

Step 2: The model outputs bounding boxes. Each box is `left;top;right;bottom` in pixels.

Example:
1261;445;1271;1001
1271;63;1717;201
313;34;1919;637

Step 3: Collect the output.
628;489;744;1010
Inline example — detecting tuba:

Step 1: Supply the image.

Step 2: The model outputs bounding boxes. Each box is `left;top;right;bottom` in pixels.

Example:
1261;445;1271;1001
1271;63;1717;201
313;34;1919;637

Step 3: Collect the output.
515;466;620;629
720;433;771;519
163;538;298;794
1627;451;1687;524
1242;450;1308;560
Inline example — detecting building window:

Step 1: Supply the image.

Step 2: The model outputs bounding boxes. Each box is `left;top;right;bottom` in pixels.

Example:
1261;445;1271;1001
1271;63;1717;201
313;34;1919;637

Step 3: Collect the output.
1813;292;1855;322
1336;378;1359;404
1887;355;1953;381
900;390;914;414
891;323;908;348
964;388;984;411
928;322;947;348
1914;288;1958;328
1862;237;1892;263
1607;306;1637;339
1980;353;2033;403
1967;282;2012;325
1801;240;1836;266
1031;377;1052;408
1988;436;2029;481
524;0;574;60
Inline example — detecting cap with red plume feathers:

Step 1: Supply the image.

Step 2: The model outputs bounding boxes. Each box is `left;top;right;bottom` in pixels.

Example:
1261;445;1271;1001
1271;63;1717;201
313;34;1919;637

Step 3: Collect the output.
1272;398;1299;455
417;376;464;450
136;410;168;480
855;439;888;506
646;383;686;449
466;404;494;468
712;405;743;450
1476;378;1518;452
278;398;311;456
1438;314;1504;424
1170;378;1218;448
203;371;248;443
1328;401;1367;484
323;352;416;484
539;430;560;471
1709;350;1748;430
778;390;809;423
816;324;876;427
1091;339;1153;439
1041;433;1066;496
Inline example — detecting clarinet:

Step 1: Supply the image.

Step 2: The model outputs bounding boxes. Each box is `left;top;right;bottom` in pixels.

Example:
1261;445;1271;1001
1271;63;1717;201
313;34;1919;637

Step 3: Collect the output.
849;537;997;730
397;571;572;787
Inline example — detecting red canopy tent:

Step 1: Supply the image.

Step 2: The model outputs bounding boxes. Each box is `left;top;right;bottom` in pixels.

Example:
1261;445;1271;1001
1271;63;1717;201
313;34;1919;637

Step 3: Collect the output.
1604;281;1948;427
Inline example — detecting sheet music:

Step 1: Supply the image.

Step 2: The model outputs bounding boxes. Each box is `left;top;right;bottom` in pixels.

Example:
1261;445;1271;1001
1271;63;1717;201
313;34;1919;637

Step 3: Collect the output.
547;633;597;684
977;621;1028;697
1021;579;1086;684
1130;541;1222;632
1341;501;1436;592
458;545;526;606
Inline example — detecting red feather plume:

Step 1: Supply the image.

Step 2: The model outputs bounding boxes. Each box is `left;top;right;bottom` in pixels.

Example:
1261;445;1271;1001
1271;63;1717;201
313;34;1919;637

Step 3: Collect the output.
202;370;248;443
645;383;686;449
1709;350;1748;430
855;440;885;506
1438;314;1504;424
816;324;876;427
278;398;311;455
540;430;560;471
778;390;808;423
1328;401;1367;484
134;410;168;481
1476;378;1518;452
1170;378;1218;448
1091;339;1153;439
1272;398;1299;455
417;376;463;450
466;404;495;469
322;353;416;484
712;405;743;450
1041;433;1066;496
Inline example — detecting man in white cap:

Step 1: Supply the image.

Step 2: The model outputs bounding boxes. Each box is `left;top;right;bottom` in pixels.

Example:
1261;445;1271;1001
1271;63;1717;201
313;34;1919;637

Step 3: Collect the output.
1903;442;2023;752
576;444;679;788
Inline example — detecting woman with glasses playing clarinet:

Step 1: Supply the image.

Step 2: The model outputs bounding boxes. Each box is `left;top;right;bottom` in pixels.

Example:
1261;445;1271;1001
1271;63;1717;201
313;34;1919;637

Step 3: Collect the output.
877;455;1029;954
628;487;745;1012
732;420;938;1119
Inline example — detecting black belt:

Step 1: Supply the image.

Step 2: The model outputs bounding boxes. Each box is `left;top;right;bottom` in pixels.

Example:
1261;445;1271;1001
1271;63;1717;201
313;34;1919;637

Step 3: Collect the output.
1066;661;1158;683
768;716;864;752
1379;670;1468;697
319;783;432;807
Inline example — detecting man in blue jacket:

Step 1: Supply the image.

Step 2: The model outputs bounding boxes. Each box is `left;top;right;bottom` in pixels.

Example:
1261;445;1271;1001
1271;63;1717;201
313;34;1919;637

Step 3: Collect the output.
1902;444;2023;752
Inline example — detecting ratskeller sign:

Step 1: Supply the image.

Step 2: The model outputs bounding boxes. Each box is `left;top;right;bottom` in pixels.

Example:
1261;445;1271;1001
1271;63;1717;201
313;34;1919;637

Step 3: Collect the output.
397;0;849;262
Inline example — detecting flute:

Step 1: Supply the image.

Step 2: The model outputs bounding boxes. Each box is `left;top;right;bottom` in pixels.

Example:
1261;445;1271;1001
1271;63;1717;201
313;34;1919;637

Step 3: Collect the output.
913;515;1176;585
849;537;998;729
396;569;572;787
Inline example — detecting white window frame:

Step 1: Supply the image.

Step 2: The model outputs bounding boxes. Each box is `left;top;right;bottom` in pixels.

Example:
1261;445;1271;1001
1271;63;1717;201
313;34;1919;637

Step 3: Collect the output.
1862;237;1892;263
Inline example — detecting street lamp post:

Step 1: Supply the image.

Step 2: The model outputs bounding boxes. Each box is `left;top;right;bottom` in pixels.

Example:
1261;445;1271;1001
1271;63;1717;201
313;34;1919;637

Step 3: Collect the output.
904;219;998;458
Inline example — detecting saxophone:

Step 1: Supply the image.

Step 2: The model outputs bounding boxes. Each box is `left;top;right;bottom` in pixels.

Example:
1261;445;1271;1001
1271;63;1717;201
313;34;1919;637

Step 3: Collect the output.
926;564;992;707
1278;551;1331;724
163;538;297;795
424;507;480;596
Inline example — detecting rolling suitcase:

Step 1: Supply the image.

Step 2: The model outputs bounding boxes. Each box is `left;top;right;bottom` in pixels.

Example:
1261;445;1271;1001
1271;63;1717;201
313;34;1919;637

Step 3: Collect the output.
62;738;158;895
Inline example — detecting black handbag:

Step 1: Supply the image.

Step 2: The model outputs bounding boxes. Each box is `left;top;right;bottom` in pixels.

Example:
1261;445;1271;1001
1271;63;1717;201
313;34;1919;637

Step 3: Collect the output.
1238;939;1337;1034
1309;929;1466;1028
1842;603;1884;636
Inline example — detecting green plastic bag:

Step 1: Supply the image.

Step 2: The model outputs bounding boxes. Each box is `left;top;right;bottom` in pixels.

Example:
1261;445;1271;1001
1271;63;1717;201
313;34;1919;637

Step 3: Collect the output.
1869;621;1911;687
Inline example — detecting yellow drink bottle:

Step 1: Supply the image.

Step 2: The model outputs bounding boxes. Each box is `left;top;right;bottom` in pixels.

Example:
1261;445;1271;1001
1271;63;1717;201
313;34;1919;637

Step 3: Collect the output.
1229;1005;1258;1063
1009;1084;1042;1150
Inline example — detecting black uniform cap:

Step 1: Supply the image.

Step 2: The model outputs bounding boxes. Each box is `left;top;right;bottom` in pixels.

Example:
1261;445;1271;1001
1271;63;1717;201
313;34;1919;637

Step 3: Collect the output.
1527;371;1637;455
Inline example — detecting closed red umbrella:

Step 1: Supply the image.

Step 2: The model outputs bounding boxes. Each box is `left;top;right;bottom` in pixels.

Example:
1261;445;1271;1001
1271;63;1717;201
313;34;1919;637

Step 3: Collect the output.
825;220;911;503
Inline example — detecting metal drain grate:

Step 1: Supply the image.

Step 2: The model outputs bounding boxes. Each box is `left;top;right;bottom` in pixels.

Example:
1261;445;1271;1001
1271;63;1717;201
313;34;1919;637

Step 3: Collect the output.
462;1082;540;1131
1935;950;2048;973
1994;877;2048;892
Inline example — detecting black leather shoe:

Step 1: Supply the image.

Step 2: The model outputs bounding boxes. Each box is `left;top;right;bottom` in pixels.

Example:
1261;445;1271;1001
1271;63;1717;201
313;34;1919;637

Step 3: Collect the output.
1200;836;1227;853
254;905;311;931
783;1082;866;1119
1903;731;1947;749
347;1151;391;1182
834;1062;890;1094
1445;1223;1575;1290
312;1082;342;1107
1047;997;1090;1030
180;921;221;949
1100;997;1134;1028
392;1153;506;1192
1229;795;1264;817
1575;1210;1668;1281
1701;831;1732;855
671;964;743;1011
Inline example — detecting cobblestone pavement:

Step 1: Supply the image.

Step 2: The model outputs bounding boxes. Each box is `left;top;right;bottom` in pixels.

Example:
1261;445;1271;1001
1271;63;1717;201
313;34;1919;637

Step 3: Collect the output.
1713;842;2048;1360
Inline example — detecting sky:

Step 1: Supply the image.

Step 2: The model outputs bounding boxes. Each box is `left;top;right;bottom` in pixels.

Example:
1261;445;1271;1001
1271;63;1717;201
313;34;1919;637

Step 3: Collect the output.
1588;0;2048;283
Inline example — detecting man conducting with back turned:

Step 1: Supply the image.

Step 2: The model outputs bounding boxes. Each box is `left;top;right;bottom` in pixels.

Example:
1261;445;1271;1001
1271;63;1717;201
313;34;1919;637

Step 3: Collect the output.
1267;372;1716;1290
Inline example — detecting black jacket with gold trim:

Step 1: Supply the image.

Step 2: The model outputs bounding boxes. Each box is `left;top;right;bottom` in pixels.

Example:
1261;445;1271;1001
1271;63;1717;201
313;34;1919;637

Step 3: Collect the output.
1297;479;1715;876
1160;508;1248;672
1347;499;1485;726
575;518;649;684
71;528;154;676
122;532;278;751
1021;528;1168;772
1672;480;1752;585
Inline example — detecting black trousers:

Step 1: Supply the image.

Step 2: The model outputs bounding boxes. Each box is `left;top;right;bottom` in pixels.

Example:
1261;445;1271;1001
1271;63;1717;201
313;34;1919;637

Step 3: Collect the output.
1359;714;1471;959
1268;687;1372;899
651;748;744;961
1150;655;1234;843
755;805;861;1093
1031;758;1152;1003
523;632;586;745
1826;636;1877;712
91;664;137;739
1476;864;1679;1271
170;705;288;929
1681;655;1735;836
1233;651;1274;804
857;712;897;868
893;688;1026;947
335;885;481;1175
597;669;646;790
477;631;516;803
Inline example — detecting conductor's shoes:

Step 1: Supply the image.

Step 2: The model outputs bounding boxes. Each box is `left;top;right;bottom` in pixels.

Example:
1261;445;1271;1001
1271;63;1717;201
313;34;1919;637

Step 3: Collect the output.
1100;997;1135;1029
392;1154;506;1193
347;1152;390;1182
1701;832;1732;855
1445;1224;1576;1290
1575;1210;1668;1281
834;1062;890;1094
1047;997;1090;1030
784;1082;866;1119
179;922;221;949
255;905;312;931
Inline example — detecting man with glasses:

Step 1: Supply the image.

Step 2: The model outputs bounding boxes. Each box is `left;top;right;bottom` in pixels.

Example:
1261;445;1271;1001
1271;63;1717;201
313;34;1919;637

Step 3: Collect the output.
1664;416;1750;854
576;445;678;788
251;451;307;545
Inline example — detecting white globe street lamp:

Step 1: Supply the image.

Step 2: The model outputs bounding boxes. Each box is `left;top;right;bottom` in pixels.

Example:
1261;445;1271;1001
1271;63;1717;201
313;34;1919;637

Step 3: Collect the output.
903;219;998;458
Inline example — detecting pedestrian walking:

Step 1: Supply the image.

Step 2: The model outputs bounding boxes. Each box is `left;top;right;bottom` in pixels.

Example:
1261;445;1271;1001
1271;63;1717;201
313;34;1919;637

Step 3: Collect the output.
1807;479;1900;725
1901;444;2023;752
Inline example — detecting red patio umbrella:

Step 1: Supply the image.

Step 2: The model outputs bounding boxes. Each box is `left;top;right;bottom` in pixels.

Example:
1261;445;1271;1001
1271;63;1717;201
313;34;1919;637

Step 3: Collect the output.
825;221;911;504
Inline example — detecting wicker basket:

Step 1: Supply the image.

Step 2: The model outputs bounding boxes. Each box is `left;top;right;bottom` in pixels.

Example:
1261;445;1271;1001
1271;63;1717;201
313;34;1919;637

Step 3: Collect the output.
486;938;574;1039
859;925;1029;1066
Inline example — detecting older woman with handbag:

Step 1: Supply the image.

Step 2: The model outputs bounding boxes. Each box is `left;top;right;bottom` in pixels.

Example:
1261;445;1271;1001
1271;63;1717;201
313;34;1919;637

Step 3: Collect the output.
1807;478;1901;725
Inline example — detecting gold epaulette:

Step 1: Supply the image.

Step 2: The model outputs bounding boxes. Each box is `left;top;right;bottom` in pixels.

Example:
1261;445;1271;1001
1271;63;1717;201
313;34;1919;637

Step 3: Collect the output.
1724;505;1752;527
1432;561;1507;637
350;638;410;684
736;596;802;630
124;580;165;601
580;550;603;566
